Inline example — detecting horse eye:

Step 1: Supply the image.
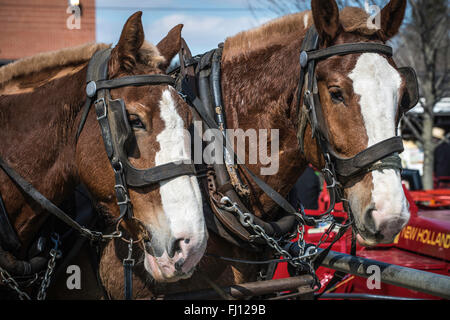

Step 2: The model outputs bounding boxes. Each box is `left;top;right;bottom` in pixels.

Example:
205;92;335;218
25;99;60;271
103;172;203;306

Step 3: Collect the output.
329;87;345;104
128;114;146;130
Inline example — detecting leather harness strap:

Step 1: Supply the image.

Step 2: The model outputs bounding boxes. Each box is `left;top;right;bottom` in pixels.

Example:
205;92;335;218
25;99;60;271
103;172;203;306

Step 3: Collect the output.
300;42;393;66
86;75;175;96
177;49;301;251
0;157;105;242
332;137;404;178
297;26;405;183
181;77;300;219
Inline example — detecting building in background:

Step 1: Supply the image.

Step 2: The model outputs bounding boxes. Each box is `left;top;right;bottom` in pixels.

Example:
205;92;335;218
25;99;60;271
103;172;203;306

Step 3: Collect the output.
0;0;95;64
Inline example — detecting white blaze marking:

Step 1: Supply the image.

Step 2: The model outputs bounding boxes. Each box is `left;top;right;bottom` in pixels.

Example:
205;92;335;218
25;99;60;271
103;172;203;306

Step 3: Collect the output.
349;53;408;224
155;89;205;242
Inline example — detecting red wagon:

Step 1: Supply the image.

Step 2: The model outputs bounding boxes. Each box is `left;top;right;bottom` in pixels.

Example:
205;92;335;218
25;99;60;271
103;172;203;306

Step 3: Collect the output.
274;184;450;300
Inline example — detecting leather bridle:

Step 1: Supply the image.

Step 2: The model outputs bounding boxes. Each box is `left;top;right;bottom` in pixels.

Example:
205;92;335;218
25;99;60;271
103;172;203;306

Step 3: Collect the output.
76;48;198;223
296;26;419;215
292;27;419;292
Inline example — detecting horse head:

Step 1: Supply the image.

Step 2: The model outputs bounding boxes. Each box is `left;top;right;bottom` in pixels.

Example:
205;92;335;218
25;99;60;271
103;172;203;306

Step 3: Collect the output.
303;0;414;246
76;12;207;282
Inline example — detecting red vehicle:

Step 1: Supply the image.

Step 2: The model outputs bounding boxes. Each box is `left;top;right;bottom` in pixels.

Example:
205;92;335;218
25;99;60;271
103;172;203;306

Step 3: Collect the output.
274;183;450;299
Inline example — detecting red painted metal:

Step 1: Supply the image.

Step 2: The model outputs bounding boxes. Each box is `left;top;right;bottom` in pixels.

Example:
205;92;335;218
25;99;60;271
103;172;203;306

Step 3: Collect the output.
409;189;450;208
274;183;450;299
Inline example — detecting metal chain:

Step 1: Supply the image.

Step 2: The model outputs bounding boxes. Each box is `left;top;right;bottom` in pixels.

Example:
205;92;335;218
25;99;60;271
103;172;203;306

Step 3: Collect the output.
0;265;31;300
219;197;317;270
36;248;60;300
218;194;353;289
37;234;62;300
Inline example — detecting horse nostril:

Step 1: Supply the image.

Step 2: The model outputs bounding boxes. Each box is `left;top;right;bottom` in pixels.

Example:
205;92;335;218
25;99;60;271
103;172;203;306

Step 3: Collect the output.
378;217;407;242
167;237;189;258
174;258;185;271
363;205;377;235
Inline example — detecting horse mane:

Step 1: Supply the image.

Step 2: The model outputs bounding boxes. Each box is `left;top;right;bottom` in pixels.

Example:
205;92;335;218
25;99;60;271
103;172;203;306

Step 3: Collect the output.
223;7;375;61
0;41;165;86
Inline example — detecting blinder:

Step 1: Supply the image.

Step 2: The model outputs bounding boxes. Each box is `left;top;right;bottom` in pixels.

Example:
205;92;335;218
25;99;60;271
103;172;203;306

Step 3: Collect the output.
107;98;133;156
398;67;420;113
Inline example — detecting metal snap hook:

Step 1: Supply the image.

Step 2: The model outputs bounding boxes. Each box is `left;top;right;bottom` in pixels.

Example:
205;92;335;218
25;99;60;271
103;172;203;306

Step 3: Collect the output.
219;196;235;211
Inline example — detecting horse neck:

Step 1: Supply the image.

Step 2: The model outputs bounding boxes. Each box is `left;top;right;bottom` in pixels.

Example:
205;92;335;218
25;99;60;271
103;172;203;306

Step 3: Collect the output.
0;63;87;243
221;36;310;217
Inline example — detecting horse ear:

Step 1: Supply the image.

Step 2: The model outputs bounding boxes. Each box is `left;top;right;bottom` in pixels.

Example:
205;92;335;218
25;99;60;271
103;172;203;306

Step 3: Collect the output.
311;0;340;44
109;11;145;77
379;0;407;41
156;24;183;71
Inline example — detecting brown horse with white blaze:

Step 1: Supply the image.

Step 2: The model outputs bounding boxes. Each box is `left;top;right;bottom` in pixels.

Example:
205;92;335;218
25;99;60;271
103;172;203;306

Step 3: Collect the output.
211;0;411;248
0;11;207;295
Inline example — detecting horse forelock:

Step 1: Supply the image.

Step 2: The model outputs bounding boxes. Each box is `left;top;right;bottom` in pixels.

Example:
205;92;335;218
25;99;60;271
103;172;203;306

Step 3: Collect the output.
339;7;379;36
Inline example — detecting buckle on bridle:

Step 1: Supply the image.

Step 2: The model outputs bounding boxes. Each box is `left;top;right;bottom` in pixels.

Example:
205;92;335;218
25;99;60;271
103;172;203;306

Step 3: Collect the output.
94;98;107;120
114;184;130;206
112;161;124;174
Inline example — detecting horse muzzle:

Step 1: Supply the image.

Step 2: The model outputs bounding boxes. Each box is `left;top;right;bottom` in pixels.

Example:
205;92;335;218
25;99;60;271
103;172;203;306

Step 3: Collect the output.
143;232;207;282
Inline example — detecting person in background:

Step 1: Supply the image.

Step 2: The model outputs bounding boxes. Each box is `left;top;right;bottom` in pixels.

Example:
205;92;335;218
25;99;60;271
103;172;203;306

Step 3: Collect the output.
433;127;450;188
288;165;321;210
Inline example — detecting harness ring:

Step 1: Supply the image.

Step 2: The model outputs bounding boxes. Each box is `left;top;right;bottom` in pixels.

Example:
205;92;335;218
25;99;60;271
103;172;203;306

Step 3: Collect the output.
115;217;149;244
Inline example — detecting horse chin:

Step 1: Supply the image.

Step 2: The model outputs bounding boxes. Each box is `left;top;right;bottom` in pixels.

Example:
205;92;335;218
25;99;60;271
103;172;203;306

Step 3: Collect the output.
356;233;379;247
143;252;195;283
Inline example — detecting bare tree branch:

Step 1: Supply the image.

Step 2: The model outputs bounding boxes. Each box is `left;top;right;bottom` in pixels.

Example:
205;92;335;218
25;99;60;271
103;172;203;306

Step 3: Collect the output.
403;115;425;143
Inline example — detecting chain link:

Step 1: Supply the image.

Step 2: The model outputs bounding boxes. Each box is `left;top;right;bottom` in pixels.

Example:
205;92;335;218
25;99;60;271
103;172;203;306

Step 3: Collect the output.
37;233;62;300
36;248;61;300
218;194;353;290
220;197;317;270
0;266;31;300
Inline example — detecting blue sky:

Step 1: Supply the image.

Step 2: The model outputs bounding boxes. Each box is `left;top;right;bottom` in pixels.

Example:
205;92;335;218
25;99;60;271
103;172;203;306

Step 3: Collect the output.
95;0;278;56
